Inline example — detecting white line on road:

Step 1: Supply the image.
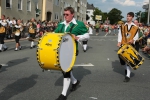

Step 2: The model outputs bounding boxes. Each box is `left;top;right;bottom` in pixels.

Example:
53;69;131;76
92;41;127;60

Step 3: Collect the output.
74;63;94;66
1;64;8;66
90;36;117;37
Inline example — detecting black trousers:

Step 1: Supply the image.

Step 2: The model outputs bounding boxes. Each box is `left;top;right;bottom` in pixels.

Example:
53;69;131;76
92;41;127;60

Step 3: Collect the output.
29;33;35;39
82;40;88;44
15;35;21;43
135;41;139;52
0;33;5;44
62;71;71;78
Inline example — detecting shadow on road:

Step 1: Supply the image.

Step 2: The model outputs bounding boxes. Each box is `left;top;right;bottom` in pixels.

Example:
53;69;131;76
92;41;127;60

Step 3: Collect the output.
0;57;29;73
87;46;93;51
0;74;38;100
54;66;91;86
112;60;135;77
54;66;91;96
6;45;36;51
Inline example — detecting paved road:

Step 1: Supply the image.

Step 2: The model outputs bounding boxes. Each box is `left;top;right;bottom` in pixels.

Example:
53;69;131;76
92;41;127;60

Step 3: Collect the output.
0;31;150;100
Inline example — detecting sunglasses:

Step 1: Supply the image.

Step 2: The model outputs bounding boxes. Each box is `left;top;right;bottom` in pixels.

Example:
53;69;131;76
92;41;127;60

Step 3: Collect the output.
63;14;69;16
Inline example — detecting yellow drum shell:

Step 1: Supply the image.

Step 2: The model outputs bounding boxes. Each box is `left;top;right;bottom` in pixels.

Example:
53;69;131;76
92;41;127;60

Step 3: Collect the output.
37;33;76;72
117;44;144;70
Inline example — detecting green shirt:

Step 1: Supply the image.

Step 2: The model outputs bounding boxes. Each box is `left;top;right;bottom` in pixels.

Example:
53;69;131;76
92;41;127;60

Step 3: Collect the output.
54;20;88;50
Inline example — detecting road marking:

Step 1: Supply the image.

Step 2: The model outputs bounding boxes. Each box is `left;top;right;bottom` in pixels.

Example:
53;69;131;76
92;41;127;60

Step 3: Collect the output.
89;39;117;41
90;36;117;37
1;64;8;66
74;63;94;66
89;97;98;99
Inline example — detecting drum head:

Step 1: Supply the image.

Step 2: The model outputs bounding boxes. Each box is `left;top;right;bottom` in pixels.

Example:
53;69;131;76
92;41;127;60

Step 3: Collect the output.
59;34;76;72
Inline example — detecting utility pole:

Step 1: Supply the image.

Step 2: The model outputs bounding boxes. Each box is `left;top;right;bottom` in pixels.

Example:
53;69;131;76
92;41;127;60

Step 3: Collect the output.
147;0;150;24
139;12;142;23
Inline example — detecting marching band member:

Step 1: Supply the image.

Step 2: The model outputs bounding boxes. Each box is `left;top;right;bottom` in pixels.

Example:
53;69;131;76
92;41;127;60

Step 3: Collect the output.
117;12;139;82
82;21;92;52
54;7;89;100
134;20;142;52
0;15;8;52
28;18;37;49
14;20;22;51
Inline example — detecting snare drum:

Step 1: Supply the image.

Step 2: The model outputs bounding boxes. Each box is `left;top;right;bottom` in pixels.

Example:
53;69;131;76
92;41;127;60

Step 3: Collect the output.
117;44;144;70
37;33;76;72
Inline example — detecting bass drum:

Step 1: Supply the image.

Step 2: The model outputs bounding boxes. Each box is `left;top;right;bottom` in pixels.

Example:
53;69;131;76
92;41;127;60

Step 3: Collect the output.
37;33;76;72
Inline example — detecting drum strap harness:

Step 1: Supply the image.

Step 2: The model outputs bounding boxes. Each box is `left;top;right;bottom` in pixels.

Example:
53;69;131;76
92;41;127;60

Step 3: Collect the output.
60;23;75;33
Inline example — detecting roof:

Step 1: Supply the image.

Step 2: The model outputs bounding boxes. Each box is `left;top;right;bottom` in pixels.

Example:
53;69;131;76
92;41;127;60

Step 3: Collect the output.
87;3;95;10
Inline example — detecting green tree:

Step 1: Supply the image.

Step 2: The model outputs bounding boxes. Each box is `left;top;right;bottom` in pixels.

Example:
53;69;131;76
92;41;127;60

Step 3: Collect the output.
141;12;147;24
135;11;147;24
91;7;104;22
103;12;108;22
107;8;124;24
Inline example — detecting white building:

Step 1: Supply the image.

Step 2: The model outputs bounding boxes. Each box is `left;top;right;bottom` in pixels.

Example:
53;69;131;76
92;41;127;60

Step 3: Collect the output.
86;3;95;25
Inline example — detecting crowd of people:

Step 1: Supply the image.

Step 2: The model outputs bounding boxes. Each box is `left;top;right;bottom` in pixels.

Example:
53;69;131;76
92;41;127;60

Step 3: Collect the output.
137;22;150;56
95;22;119;36
3;17;59;39
0;15;59;51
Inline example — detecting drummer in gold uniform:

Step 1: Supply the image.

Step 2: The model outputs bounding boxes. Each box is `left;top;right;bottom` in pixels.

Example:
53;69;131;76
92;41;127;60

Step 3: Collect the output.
54;7;89;100
28;18;37;49
14;20;22;51
117;12;139;82
0;15;8;52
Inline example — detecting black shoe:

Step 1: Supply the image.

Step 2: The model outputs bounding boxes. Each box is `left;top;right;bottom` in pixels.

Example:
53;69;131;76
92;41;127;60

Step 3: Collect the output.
33;45;36;48
0;64;2;69
30;47;33;49
0;50;1;52
70;80;80;92
124;76;130;82
125;70;127;76
83;50;86;52
19;46;22;50
56;94;67;100
3;48;7;51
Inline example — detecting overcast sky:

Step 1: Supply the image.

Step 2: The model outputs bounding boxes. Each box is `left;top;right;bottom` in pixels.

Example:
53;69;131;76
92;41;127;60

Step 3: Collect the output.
87;0;149;20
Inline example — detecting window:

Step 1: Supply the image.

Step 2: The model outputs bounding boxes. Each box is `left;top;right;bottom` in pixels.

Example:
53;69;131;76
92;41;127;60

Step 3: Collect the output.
18;0;23;10
86;11;90;13
27;0;31;11
6;0;12;8
64;2;66;7
55;0;59;6
55;13;59;20
61;8;63;16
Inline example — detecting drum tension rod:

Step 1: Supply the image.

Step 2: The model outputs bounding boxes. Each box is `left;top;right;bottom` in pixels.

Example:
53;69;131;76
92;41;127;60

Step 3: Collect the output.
37;47;43;50
54;64;60;67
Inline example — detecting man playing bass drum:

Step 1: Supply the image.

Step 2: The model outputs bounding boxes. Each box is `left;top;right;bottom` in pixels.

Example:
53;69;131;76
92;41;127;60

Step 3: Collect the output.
54;7;89;100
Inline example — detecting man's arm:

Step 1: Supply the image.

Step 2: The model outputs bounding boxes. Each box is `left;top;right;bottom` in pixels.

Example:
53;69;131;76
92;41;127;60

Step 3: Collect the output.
75;22;89;41
117;27;122;47
133;31;139;44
